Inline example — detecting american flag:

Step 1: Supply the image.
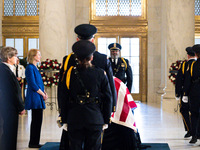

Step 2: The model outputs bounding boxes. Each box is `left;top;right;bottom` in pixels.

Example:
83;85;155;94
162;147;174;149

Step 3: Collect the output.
111;77;137;132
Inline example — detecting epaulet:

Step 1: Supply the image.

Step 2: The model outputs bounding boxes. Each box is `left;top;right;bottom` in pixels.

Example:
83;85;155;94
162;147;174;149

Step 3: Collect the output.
121;57;127;70
66;66;74;89
64;52;74;72
61;52;73;82
190;61;196;77
182;61;186;75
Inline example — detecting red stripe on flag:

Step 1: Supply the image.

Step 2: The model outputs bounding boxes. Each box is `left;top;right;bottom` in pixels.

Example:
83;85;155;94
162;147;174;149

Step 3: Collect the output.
119;94;130;122
129;101;137;109
114;77;121;96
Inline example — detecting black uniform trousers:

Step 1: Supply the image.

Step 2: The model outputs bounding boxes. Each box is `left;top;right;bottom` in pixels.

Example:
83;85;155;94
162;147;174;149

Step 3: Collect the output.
189;95;200;137
68;124;103;150
180;96;191;133
29;109;43;145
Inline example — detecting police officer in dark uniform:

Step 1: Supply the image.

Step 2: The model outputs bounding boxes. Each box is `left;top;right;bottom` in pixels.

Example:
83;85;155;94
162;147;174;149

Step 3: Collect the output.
58;24;116;150
108;43;133;92
61;40;112;150
175;47;196;138
182;44;200;144
58;24;116;112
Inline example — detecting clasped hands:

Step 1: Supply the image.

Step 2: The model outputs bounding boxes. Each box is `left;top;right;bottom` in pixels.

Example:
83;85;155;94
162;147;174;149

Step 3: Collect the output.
43;91;48;101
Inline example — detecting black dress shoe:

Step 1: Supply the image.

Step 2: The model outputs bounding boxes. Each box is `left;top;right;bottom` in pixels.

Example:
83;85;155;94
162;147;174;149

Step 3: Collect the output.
29;144;43;148
184;132;191;138
189;137;197;144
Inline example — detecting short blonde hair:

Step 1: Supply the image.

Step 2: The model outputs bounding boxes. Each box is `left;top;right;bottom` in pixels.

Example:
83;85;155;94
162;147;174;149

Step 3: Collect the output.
0;47;18;62
27;49;39;64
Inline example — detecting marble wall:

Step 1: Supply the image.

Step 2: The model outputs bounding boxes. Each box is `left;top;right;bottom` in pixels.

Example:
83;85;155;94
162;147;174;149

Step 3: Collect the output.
148;0;195;105
162;0;195;112
147;0;162;103
75;0;90;25
39;0;75;62
39;0;90;62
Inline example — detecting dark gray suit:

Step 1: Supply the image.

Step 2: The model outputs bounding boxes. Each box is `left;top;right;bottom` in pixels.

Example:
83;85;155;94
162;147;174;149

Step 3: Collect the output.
0;63;24;150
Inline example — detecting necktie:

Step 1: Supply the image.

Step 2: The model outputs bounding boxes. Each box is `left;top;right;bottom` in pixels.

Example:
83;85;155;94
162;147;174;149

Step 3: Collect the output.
16;65;18;77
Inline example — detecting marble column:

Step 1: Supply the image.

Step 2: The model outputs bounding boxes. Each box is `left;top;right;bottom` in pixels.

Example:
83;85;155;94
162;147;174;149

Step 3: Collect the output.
148;0;162;103
39;0;75;62
39;0;75;108
162;0;195;112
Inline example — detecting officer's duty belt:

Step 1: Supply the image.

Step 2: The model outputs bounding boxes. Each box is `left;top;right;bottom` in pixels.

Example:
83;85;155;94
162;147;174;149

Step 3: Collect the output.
192;78;200;83
69;96;100;105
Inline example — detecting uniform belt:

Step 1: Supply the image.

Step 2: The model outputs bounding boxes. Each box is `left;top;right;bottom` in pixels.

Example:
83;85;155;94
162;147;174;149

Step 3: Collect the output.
69;96;101;105
192;78;200;83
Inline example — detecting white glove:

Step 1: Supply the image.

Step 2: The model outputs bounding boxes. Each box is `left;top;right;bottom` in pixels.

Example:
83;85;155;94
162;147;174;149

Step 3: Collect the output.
102;124;108;130
175;97;180;101
182;96;188;103
63;124;68;131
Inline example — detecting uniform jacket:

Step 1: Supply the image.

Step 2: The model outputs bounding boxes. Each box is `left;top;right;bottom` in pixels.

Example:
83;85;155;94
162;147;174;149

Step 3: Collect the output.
109;57;133;92
62;66;112;125
25;64;46;110
183;58;200;98
175;59;195;98
58;51;117;112
14;64;25;78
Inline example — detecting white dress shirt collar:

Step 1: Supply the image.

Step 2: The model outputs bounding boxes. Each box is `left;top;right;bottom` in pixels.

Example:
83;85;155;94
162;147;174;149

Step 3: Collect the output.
3;62;15;73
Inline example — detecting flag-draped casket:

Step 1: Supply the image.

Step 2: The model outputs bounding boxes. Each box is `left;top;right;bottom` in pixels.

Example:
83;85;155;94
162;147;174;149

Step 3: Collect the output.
102;77;138;150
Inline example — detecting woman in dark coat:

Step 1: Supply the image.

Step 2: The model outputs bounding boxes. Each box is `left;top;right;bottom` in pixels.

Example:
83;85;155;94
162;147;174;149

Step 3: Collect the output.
0;46;25;150
25;49;48;148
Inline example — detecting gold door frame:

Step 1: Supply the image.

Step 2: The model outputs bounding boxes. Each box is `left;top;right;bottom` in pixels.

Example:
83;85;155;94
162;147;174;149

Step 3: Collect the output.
3;35;39;58
90;0;148;102
2;0;39;58
94;34;147;102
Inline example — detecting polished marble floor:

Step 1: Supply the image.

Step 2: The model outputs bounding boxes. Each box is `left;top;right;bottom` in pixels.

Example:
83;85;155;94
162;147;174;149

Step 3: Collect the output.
17;102;200;150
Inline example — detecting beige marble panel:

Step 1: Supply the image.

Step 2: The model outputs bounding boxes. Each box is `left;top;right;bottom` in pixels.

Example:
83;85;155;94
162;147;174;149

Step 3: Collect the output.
148;7;161;19
148;80;156;103
39;0;69;62
153;56;161;68
147;56;154;69
75;7;90;23
148;31;161;44
154;68;161;80
148;19;161;32
83;0;90;7
148;68;154;81
66;0;76;52
164;0;194;101
75;0;83;8
148;0;161;8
